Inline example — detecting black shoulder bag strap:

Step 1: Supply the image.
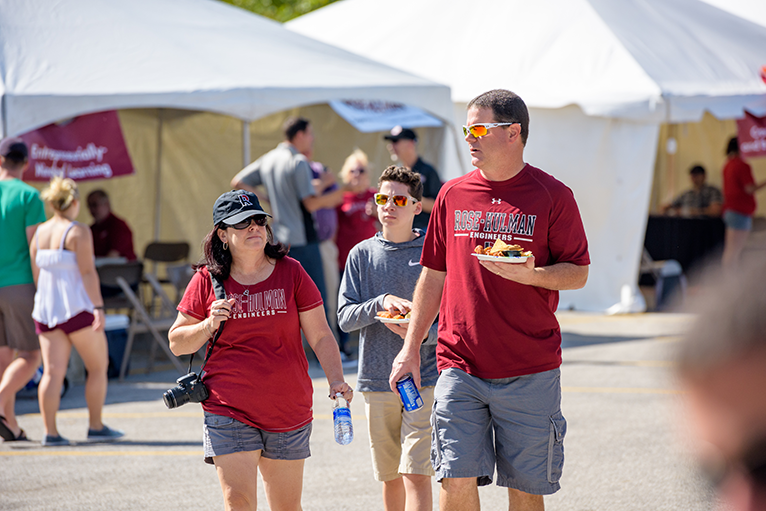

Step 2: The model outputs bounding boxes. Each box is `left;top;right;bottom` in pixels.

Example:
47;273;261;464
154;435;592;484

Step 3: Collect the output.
186;272;227;376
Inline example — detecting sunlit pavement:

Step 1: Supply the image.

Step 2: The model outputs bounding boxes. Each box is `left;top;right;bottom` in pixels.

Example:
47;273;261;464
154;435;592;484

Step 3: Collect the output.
0;312;718;510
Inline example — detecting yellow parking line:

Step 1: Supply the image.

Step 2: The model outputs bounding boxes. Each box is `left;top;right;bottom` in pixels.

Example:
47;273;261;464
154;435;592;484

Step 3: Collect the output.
564;360;674;368
21;411;203;419
631;360;674;367
1;451;201;457
563;386;682;394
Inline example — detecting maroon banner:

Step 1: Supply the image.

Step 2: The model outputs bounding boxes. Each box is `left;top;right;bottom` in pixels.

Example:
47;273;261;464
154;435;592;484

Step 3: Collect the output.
20;111;135;182
737;111;766;159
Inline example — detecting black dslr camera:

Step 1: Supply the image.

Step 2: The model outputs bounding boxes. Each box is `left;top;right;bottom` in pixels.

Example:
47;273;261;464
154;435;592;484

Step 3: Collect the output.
163;372;209;409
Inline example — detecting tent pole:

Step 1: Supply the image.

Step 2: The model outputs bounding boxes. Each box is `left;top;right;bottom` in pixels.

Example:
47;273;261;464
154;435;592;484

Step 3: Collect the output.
153;109;164;241
1;94;6;138
242;120;251;168
665;123;677;205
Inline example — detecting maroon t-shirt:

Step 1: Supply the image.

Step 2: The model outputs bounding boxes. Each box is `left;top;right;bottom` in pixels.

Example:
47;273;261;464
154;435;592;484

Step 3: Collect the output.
90;213;136;260
336;188;378;270
177;260;322;432
722;156;757;216
421;165;590;379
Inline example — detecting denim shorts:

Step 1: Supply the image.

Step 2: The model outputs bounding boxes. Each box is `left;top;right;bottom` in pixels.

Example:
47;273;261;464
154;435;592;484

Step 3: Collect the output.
431;368;566;495
203;412;312;465
723;210;752;231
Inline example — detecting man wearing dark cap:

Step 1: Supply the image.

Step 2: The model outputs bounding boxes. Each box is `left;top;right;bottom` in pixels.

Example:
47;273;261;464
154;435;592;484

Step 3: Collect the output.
385;126;443;231
0;137;45;442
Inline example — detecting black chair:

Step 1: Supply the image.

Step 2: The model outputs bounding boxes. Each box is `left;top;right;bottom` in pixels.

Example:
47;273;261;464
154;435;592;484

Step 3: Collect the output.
97;262;185;380
142;242;191;304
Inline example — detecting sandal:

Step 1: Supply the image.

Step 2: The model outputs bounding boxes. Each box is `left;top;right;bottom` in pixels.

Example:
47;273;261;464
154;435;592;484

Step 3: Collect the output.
0;415;15;441
0;415;29;442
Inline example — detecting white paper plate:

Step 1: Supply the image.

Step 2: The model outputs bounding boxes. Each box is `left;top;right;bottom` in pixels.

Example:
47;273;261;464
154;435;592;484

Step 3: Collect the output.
471;253;529;264
374;316;410;324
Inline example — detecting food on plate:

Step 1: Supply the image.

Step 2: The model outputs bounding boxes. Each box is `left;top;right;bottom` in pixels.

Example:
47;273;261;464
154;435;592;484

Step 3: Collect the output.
377;310;410;320
474;239;532;258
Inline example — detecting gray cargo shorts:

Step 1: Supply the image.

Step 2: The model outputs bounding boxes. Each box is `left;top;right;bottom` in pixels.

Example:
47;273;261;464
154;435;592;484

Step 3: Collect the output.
431;367;566;495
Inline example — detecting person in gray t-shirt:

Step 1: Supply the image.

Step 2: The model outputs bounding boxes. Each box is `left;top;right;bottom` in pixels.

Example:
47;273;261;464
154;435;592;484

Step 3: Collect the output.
338;165;438;509
232;117;348;315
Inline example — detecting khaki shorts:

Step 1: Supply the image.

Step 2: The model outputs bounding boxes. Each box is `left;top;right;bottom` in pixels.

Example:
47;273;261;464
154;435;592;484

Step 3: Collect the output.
363;387;435;481
0;284;39;352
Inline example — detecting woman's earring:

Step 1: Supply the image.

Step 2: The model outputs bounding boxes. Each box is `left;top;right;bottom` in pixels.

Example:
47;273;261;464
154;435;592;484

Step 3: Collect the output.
223;241;229;251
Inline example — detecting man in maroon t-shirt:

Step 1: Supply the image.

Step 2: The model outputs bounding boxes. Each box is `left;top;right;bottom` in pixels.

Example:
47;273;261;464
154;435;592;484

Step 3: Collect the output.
390;90;590;511
87;190;136;261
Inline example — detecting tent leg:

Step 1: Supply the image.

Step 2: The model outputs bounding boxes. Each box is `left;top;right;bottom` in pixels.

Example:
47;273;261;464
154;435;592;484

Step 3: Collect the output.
118;315;138;382
243;120;250;167
153;109;164;241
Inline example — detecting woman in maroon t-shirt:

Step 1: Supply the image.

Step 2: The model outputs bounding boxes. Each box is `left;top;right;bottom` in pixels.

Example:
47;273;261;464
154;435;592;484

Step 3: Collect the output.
721;137;766;268
169;190;352;510
336;149;380;271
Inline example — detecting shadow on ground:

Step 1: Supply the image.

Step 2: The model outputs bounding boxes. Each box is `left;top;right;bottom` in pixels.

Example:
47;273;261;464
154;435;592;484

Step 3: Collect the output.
561;332;649;349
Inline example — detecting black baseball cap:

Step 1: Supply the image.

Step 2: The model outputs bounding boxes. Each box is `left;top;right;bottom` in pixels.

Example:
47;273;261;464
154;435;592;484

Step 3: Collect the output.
213;190;271;226
0;137;28;160
384;126;417;142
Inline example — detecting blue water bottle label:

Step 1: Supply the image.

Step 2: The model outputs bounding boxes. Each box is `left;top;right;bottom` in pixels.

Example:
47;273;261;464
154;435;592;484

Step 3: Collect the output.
397;375;424;411
333;407;351;420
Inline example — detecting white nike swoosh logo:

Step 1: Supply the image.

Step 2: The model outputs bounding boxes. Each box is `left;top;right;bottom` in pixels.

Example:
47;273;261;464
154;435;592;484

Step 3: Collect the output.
408;260;420;266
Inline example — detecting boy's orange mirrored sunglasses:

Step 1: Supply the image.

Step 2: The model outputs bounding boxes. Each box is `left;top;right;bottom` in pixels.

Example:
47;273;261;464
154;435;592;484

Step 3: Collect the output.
374;193;418;207
462;122;518;138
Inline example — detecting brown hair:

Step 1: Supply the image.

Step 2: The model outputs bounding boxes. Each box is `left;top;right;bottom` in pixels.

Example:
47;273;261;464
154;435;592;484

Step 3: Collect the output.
468;89;530;146
283;117;310;142
378;165;423;201
677;259;766;379
196;223;288;280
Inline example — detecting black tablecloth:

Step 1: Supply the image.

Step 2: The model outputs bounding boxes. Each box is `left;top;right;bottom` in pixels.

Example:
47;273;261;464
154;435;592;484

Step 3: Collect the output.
643;215;725;273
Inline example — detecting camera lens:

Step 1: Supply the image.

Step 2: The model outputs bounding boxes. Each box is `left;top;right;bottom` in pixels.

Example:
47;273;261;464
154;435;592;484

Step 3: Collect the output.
163;390;177;409
163;386;191;409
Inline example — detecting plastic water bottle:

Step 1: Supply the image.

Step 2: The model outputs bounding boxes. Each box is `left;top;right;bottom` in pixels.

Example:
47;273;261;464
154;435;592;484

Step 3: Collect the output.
333;392;353;445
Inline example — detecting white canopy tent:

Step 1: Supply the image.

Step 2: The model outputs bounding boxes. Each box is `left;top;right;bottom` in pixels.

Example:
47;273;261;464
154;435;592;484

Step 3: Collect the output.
289;0;766;312
0;0;453;138
701;0;766;28
0;0;457;250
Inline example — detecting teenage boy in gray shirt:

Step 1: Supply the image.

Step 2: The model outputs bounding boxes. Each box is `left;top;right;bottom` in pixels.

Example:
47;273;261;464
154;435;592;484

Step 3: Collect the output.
338;165;438;511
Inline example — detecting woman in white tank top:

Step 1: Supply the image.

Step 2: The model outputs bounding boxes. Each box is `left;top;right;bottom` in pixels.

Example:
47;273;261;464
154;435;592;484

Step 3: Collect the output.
30;177;123;447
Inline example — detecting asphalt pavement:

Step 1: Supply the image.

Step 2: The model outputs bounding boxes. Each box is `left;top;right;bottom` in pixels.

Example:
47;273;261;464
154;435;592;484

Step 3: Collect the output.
0;312;722;510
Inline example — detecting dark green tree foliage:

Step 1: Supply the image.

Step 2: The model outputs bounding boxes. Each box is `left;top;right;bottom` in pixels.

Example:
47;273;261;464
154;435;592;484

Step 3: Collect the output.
217;0;340;22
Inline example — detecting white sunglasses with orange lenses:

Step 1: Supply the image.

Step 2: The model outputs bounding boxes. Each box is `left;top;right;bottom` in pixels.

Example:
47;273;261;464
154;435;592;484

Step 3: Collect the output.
462;122;518;138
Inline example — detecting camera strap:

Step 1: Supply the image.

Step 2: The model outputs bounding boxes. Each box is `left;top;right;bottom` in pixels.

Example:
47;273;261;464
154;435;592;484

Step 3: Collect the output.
186;271;227;375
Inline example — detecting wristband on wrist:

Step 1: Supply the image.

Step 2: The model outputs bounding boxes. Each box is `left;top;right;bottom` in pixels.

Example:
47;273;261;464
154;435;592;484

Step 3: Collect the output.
93;306;104;310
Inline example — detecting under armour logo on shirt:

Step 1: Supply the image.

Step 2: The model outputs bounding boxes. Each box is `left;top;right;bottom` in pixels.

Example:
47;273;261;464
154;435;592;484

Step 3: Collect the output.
491;198;502;204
